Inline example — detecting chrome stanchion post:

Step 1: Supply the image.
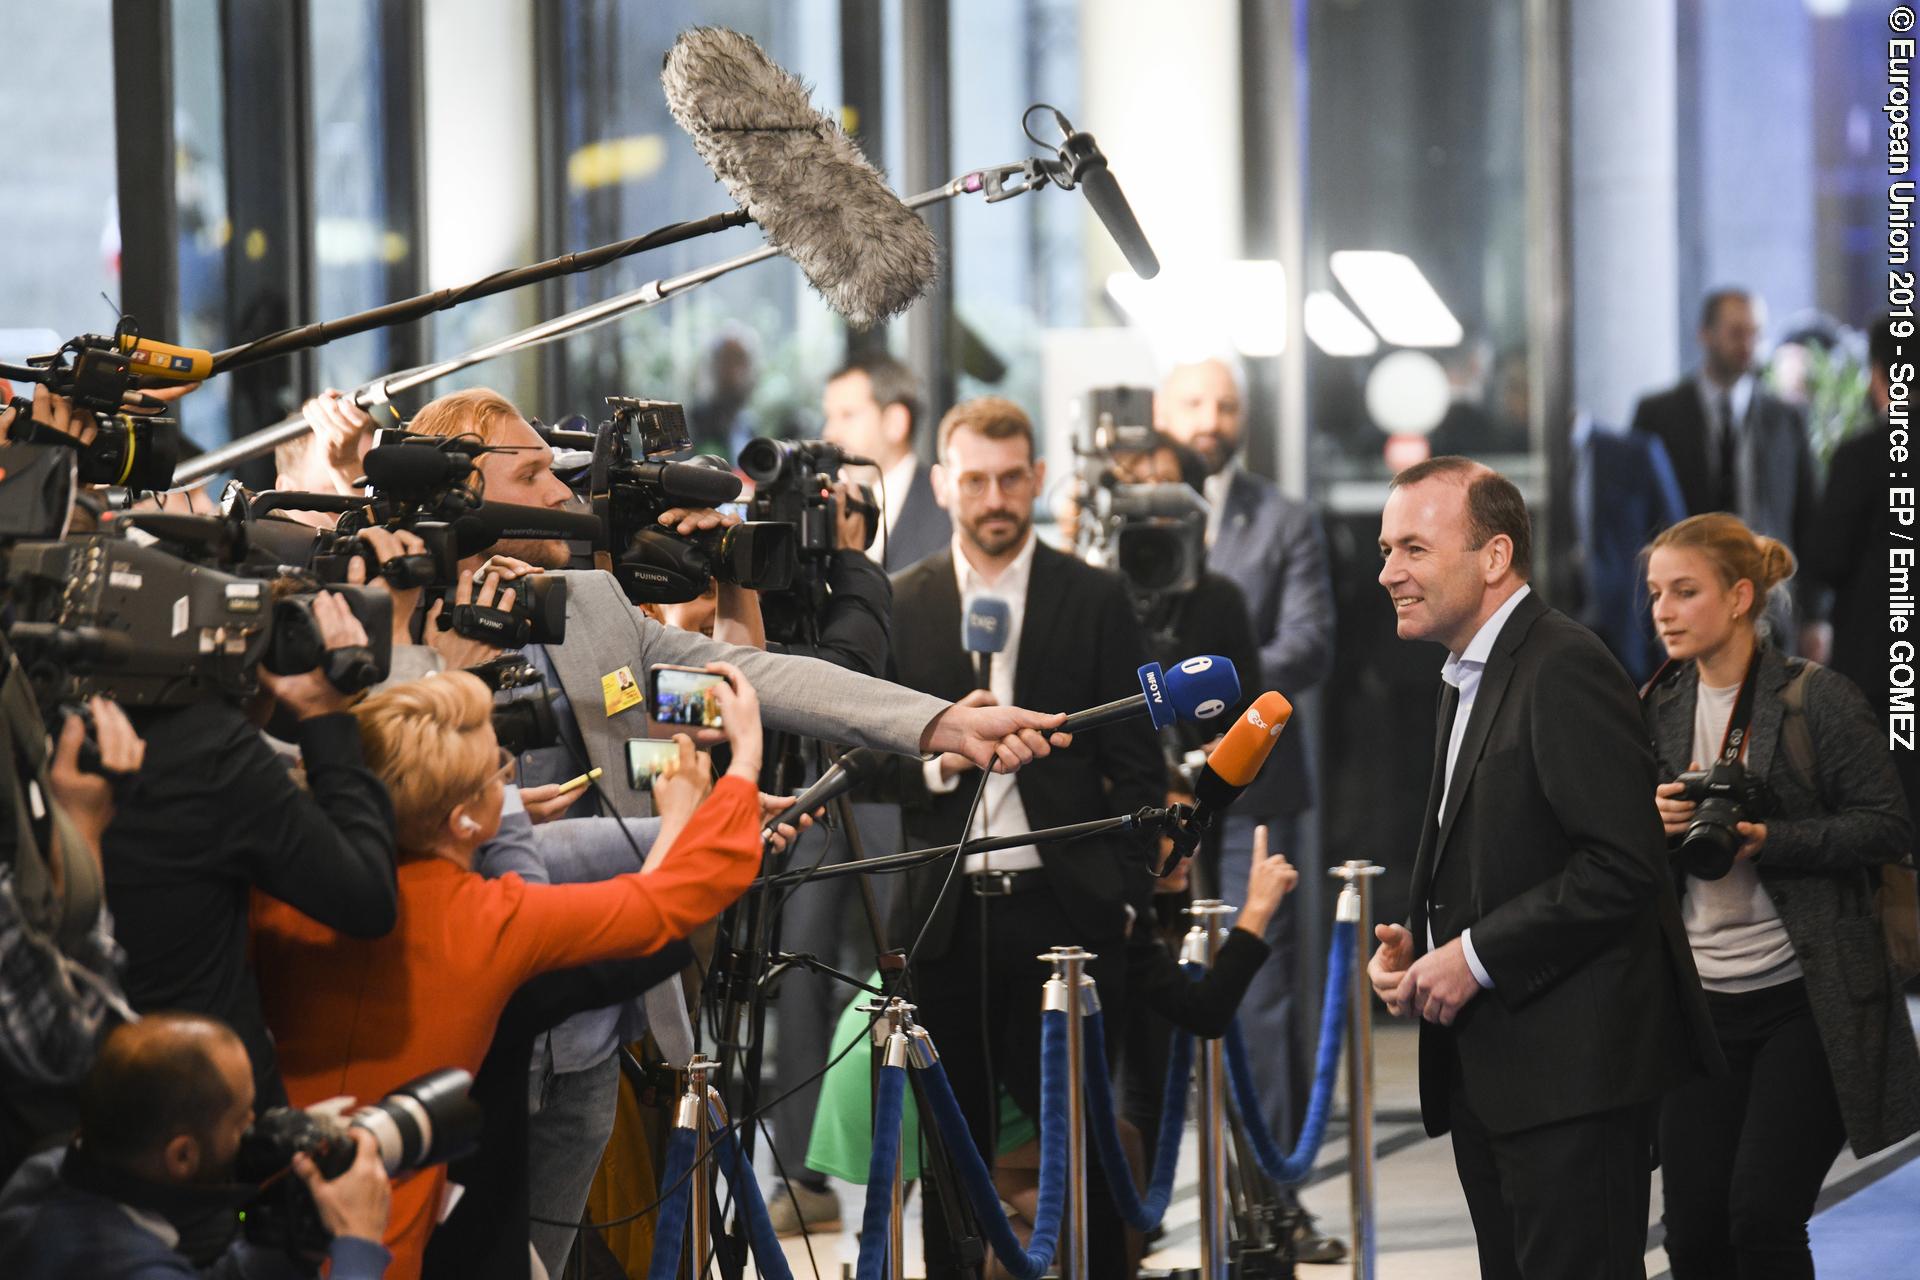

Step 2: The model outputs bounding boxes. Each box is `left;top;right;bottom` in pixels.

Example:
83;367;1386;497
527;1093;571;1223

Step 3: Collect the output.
1329;861;1382;1280
1181;900;1238;1280
862;996;916;1280
1039;944;1097;1280
677;1053;722;1280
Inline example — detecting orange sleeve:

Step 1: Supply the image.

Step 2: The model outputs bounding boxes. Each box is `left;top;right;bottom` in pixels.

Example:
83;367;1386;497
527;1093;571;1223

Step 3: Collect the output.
494;775;762;981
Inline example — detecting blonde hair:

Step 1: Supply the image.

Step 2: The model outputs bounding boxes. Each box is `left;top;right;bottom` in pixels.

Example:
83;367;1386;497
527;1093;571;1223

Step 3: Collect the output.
352;673;498;852
1643;512;1796;609
406;388;529;448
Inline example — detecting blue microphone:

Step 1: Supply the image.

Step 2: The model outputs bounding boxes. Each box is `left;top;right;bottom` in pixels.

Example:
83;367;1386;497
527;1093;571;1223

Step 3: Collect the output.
1059;654;1240;735
963;595;1011;690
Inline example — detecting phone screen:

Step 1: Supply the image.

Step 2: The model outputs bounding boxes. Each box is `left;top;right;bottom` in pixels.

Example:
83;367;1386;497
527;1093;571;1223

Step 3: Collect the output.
625;739;681;789
648;665;726;729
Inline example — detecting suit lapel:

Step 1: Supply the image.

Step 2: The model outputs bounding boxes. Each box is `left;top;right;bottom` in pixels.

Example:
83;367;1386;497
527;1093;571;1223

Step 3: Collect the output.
1212;470;1259;570
1406;680;1458;935
1013;545;1065;707
1431;593;1546;861
546;572;654;816
912;552;974;698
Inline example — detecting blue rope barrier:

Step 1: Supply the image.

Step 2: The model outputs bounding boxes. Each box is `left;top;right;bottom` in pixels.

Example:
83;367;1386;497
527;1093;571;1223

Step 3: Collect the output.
645;1126;699;1280
716;1126;796;1280
1080;1003;1194;1231
1224;917;1356;1186
916;1008;1069;1280
854;1062;909;1280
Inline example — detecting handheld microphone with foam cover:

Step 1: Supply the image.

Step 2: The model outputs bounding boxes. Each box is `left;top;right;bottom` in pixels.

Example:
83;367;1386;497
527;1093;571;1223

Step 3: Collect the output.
1190;691;1294;830
963;595;1011;690
767;748;889;840
1059;654;1239;735
662;28;939;328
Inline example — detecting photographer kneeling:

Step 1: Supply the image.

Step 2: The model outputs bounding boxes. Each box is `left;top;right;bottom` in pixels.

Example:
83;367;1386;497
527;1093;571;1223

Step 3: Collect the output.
0;1013;392;1279
1642;513;1920;1279
250;662;768;1279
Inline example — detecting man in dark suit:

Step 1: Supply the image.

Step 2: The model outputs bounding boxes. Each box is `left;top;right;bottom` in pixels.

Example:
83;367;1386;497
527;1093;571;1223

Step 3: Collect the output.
1629;289;1818;635
1157;357;1339;1255
823;353;952;572
888;396;1165;1280
1367;457;1718;1279
1570;413;1688;684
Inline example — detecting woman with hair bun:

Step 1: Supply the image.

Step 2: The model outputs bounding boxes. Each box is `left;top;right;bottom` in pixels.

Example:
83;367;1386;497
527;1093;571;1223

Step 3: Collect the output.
1642;512;1919;1279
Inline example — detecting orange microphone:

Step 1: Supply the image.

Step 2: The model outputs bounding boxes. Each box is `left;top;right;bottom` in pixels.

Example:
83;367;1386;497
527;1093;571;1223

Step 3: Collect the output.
1191;691;1293;827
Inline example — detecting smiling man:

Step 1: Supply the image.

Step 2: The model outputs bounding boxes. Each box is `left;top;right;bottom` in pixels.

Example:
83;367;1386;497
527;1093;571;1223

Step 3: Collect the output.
1367;456;1717;1280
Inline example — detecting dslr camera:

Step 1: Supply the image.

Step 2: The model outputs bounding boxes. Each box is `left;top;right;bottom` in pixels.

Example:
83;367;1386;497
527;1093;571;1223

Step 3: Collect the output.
550;397;795;604
1671;760;1773;880
235;1068;481;1256
738;435;877;642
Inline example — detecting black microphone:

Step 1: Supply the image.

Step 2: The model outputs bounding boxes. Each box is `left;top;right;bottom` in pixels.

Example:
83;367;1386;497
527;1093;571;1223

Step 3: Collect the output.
1050;112;1160;280
766;748;889;839
451;502;606;558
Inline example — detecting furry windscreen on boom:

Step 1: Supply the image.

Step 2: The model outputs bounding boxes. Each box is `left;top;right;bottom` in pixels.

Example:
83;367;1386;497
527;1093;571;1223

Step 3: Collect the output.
662;27;938;328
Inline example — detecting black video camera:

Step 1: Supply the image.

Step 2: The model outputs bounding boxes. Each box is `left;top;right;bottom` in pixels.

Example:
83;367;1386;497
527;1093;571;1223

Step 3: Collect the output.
555;398;796;604
1672;760;1773;881
738;435;877;642
1071;387;1207;614
465;655;562;755
235;1068;481;1257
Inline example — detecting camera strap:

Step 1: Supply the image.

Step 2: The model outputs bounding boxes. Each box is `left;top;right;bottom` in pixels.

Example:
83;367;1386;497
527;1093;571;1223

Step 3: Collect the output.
1712;647;1763;767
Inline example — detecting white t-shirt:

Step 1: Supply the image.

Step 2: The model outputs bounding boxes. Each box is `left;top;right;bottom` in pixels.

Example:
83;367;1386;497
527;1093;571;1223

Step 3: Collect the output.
1680;679;1803;993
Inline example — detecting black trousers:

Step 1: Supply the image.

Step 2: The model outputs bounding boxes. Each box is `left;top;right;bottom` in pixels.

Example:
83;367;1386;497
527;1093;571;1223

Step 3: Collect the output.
912;885;1128;1280
1659;979;1847;1280
1450;1081;1655;1280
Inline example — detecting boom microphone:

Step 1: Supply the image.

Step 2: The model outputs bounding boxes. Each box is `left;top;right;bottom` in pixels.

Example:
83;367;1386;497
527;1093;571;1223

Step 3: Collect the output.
1190;691;1293;830
767;748;889;839
1040;108;1160;280
662;28;939;328
1059;654;1239;735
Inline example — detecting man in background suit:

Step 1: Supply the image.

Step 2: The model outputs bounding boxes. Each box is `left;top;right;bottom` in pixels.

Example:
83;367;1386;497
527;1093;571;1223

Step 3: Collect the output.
1569;413;1688;684
1156;356;1339;1255
1367;457;1718;1279
823;353;952;572
887;396;1166;1279
1630;288;1818;643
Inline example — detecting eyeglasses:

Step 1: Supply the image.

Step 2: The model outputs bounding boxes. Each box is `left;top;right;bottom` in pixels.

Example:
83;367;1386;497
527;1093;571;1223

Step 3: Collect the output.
953;468;1036;500
491;747;518;785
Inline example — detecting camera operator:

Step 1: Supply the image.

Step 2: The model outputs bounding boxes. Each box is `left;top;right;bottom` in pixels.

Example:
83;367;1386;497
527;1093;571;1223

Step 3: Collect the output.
250;663;768;1279
1642;512;1919;1278
0;1012;392;1279
101;576;399;1111
0;686;146;1181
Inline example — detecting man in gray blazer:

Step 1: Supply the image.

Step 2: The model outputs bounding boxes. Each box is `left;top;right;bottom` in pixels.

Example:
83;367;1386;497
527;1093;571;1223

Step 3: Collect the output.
1158;357;1339;1256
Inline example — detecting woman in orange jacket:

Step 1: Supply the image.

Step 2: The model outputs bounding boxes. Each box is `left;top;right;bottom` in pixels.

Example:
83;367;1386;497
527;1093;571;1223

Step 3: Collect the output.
252;663;767;1279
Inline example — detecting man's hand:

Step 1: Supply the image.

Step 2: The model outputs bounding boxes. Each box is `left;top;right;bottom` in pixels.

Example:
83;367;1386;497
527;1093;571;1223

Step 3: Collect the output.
424;558;531;669
519;782;589;824
1235;825;1298;938
921;700;1071;775
1402;936;1483;1026
657;507;742;537
48;697;145;852
933;689;997;780
293;1128;391;1245
300;389;377;491
258;592;370;718
831;480;872;552
1;385;99;447
345;526;429;647
1368;923;1416;1017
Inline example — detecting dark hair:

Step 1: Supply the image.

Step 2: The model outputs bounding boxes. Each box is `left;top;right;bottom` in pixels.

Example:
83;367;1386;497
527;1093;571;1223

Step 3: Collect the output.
936;396;1035;462
1390;455;1532;579
78;1014;245;1165
828;354;923;443
1870;313;1900;385
1698;287;1753;332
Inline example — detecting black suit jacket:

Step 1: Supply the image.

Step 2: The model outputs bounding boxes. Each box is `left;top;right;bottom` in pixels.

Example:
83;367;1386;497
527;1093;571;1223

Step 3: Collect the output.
882;461;952;573
883;542;1167;960
1406;591;1719;1136
1629;376;1816;557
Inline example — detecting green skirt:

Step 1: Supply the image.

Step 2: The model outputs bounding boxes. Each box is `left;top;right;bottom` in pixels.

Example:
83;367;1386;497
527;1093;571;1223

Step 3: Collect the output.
805;976;1037;1184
